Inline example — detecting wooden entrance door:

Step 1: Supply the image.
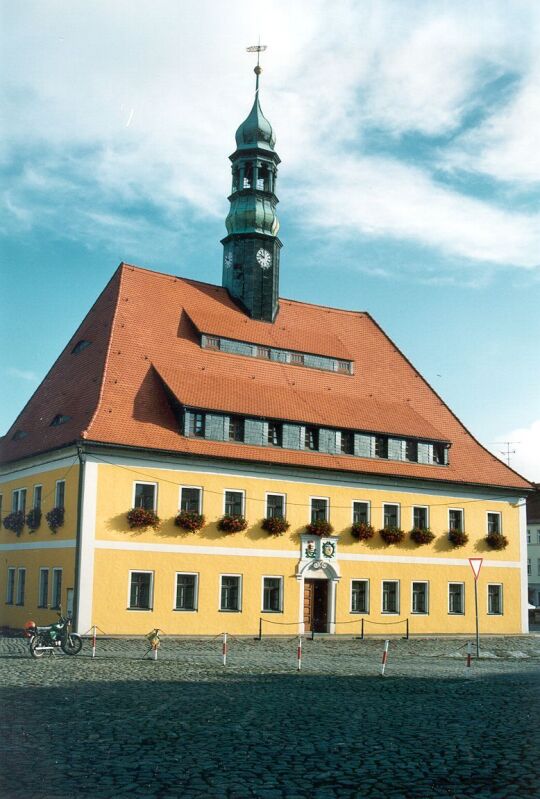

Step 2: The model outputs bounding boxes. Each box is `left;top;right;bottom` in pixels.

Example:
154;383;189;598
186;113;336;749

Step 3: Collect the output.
303;579;328;633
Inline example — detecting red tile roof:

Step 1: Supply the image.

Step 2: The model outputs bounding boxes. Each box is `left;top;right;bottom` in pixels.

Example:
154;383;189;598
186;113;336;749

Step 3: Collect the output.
0;263;531;491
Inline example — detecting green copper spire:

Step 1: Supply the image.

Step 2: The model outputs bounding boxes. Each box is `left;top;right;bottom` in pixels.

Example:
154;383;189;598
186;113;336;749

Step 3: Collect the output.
221;47;282;323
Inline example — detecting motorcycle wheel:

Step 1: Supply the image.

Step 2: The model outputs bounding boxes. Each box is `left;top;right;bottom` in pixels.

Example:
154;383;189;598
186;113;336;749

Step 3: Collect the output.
61;634;83;655
30;636;47;659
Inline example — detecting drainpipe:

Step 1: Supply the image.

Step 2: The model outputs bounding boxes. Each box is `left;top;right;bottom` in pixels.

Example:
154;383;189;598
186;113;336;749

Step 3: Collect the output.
73;443;86;633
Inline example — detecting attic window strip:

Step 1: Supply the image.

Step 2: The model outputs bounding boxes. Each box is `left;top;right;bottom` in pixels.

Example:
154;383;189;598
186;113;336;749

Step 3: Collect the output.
12;430;27;441
71;340;92;355
201;334;353;374
50;414;71;427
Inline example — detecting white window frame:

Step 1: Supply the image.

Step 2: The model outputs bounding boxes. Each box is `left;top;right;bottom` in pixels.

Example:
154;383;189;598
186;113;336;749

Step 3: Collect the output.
132;482;158;511
265;492;286;519
6;567;16;604
12;488;27;512
55;480;66;508
448;582;465;615
38;568;49;608
411;581;429;615
219;574;242;612
309;496;329;523
486;511;502;535
350;579;370;614
127;570;154;611
178;485;203;513
16;568;26;606
261;575;284;613
33;485;43;510
412;506;429;529
381;580;400;614
448;508;464;533
51;568;63;609
487;583;503;615
352;500;370;524
383;503;400;529
174;572;199;612
223;489;245;516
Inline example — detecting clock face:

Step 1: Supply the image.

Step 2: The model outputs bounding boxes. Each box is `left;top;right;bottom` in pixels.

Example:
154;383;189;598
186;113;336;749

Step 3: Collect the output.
256;248;272;270
224;252;233;270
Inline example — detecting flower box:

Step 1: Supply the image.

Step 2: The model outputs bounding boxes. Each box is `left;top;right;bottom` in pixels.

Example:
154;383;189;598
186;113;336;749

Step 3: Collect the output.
448;529;468;547
3;510;25;537
26;508;42;533
174;511;205;532
218;514;248;533
410;527;435;545
379;526;405;545
305;519;334;537
126;507;160;530
46;506;65;534
261;516;290;536
485;532;508;550
351;522;375;541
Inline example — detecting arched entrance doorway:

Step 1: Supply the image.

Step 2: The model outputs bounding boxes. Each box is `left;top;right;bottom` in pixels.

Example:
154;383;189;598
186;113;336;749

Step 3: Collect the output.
297;559;340;634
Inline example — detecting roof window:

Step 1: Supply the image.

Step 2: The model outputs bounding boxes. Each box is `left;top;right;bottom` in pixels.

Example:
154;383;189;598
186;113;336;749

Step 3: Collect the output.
50;414;71;427
71;340;92;355
12;430;27;441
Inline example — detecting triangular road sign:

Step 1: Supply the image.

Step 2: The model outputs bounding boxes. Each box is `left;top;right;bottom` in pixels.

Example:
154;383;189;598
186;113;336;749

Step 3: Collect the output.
469;558;483;580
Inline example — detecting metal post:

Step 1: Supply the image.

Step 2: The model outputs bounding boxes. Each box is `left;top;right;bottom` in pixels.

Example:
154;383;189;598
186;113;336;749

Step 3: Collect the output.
405;618;409;640
91;625;97;659
258;617;262;641
474;580;480;660
222;632;227;666
297;636;302;671
311;628;315;641
361;617;364;640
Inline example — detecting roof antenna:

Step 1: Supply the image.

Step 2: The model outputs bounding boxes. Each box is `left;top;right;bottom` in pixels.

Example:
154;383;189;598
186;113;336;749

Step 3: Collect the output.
495;441;519;467
246;39;267;95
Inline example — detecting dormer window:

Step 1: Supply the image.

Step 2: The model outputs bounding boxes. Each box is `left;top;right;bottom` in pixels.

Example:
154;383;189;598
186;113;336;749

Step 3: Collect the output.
375;436;388;458
337;360;350;374
405;440;418;462
257;346;270;359
268;421;282;447
290;353;304;365
206;337;220;350
341;431;354;455
229;416;245;442
71;340;91;355
50;415;71;427
12;430;27;441
433;443;447;465
305;426;319;450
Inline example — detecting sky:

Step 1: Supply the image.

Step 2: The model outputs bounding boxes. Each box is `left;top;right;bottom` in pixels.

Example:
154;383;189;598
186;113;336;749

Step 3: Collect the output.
1;0;539;481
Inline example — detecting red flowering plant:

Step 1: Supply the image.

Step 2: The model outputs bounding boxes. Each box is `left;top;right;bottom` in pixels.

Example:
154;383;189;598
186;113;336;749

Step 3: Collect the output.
174;511;205;532
26;508;42;533
305;519;334;537
448;529;468;548
351;522;375;541
379;526;405;545
46;507;65;534
261;516;290;536
3;510;25;537
485;532;508;550
410;527;435;545
218;515;248;534
126;507;160;530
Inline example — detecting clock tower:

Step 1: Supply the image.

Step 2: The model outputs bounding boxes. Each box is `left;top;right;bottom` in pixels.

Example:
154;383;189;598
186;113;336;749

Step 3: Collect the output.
221;54;282;322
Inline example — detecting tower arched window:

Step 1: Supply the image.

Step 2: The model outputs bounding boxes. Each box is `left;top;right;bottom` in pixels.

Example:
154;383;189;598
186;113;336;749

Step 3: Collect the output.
257;164;270;191
243;162;253;189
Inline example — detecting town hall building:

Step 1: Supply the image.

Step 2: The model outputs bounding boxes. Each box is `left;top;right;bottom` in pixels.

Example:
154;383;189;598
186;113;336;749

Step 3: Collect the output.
0;63;532;637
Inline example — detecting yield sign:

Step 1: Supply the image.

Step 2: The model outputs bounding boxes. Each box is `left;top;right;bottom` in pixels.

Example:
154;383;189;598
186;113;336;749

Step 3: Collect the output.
469;558;483;581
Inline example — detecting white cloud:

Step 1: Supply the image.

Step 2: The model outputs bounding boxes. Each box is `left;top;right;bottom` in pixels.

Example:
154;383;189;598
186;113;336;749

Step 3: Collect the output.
7;368;38;382
488;420;540;483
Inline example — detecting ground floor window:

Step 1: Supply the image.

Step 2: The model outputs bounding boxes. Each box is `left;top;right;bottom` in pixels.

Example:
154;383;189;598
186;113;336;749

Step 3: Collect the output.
6;567;15;605
448;583;464;614
129;571;153;610
175;573;198;610
411;581;428;614
16;568;26;606
351;580;369;613
382;580;399;613
220;575;241;611
51;569;62;610
487;584;503;615
38;568;49;608
262;577;283;612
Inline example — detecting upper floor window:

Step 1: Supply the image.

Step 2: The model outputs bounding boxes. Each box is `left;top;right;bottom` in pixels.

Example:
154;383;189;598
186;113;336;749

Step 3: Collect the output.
267;421;282;447
449;509;464;533
341;431;354;455
311;498;328;523
266;494;285;518
413;507;428;530
487;512;501;535
134;482;157;511
405;440;418;462
229;416;245;442
12;488;27;513
353;501;369;524
55;481;65;509
33;485;42;511
375;436;388;458
305;426;319;451
180;487;201;513
383;504;399;528
224;490;244;517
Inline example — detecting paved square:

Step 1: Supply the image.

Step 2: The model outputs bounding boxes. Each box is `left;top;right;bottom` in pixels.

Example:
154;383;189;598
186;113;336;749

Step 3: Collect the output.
1;636;539;798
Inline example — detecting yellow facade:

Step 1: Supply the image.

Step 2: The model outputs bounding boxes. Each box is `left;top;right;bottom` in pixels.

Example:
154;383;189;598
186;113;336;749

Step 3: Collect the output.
1;448;527;636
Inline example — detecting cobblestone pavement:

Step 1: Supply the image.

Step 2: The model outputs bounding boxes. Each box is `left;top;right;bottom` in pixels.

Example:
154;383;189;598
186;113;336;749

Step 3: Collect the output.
1;635;539;798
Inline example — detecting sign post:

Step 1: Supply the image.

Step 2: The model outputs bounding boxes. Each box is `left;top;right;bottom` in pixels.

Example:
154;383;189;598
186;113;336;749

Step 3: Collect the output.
469;558;483;660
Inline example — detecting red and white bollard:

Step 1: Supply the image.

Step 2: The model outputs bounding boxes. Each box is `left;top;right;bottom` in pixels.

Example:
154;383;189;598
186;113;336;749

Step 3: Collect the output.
222;632;228;666
297;635;303;672
91;625;97;659
380;640;390;677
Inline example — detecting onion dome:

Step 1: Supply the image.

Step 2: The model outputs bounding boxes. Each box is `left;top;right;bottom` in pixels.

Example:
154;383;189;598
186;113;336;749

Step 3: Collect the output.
234;67;276;151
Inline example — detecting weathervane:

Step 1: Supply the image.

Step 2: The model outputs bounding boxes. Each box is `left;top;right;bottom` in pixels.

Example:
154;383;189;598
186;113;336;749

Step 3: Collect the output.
246;42;267;93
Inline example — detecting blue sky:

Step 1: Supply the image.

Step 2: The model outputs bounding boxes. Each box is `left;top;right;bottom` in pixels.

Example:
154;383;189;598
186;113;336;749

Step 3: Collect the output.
1;0;540;480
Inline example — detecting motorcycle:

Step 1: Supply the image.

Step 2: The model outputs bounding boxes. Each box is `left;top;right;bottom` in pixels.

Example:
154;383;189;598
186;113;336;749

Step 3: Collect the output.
25;613;83;658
